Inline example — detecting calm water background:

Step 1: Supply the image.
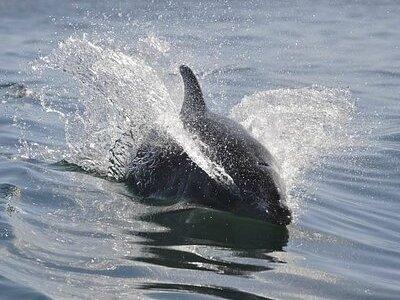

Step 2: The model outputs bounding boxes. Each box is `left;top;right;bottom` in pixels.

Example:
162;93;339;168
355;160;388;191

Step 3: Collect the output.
1;1;399;299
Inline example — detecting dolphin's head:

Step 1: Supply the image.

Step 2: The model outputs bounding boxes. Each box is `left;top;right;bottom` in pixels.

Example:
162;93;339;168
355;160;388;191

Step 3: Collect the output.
258;180;292;226
233;162;292;226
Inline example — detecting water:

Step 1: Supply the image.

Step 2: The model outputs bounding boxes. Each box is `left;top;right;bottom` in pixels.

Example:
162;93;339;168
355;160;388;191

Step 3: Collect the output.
1;1;399;299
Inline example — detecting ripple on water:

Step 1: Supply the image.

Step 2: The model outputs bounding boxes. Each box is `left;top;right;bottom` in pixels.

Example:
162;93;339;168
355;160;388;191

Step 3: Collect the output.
0;183;20;241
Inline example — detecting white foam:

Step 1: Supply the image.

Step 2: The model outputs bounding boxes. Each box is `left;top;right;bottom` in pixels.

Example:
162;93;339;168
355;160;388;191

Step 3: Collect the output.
231;87;365;213
39;37;234;186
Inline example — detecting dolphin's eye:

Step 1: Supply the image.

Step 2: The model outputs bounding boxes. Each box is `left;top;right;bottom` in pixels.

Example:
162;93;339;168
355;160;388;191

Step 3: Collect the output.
258;162;270;167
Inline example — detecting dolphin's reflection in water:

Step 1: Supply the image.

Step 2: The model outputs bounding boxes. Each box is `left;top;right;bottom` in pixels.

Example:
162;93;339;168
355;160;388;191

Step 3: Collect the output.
140;282;274;300
126;203;288;278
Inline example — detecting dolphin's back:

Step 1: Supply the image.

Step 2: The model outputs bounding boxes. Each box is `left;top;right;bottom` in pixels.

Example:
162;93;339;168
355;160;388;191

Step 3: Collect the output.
192;111;285;201
126;129;241;210
203;111;277;169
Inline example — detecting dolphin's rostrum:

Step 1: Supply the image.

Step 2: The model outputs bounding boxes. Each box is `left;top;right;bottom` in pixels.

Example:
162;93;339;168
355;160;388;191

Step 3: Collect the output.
126;65;292;225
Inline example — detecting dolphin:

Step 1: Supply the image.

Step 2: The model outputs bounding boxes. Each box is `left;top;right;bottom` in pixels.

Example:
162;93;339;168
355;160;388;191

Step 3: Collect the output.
125;65;292;225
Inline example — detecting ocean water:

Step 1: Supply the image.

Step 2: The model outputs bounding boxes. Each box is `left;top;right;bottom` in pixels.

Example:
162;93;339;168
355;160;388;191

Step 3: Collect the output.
1;1;399;299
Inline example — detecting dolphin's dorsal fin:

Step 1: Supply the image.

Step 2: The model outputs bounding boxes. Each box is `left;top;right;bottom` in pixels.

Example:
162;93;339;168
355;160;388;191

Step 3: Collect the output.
179;65;206;120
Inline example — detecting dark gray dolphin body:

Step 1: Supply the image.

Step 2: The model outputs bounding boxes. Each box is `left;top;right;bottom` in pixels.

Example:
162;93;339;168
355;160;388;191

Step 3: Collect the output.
126;65;292;225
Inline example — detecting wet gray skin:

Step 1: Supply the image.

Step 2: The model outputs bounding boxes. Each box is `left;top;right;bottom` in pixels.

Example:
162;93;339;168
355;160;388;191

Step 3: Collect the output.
126;65;292;226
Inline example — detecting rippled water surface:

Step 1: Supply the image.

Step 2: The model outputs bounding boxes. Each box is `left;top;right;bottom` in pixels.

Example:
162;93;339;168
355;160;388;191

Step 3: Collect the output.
1;1;399;299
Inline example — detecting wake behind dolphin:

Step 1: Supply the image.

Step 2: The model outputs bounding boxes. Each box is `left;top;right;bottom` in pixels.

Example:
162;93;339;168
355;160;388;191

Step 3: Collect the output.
125;65;292;225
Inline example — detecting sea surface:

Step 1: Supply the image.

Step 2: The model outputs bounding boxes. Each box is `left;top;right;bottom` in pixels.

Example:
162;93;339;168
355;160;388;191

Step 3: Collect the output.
1;1;399;299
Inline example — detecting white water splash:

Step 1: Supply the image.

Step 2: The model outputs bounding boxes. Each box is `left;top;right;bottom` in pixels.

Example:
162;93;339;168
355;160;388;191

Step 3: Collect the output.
138;33;171;55
231;87;364;211
38;36;234;187
40;37;173;175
